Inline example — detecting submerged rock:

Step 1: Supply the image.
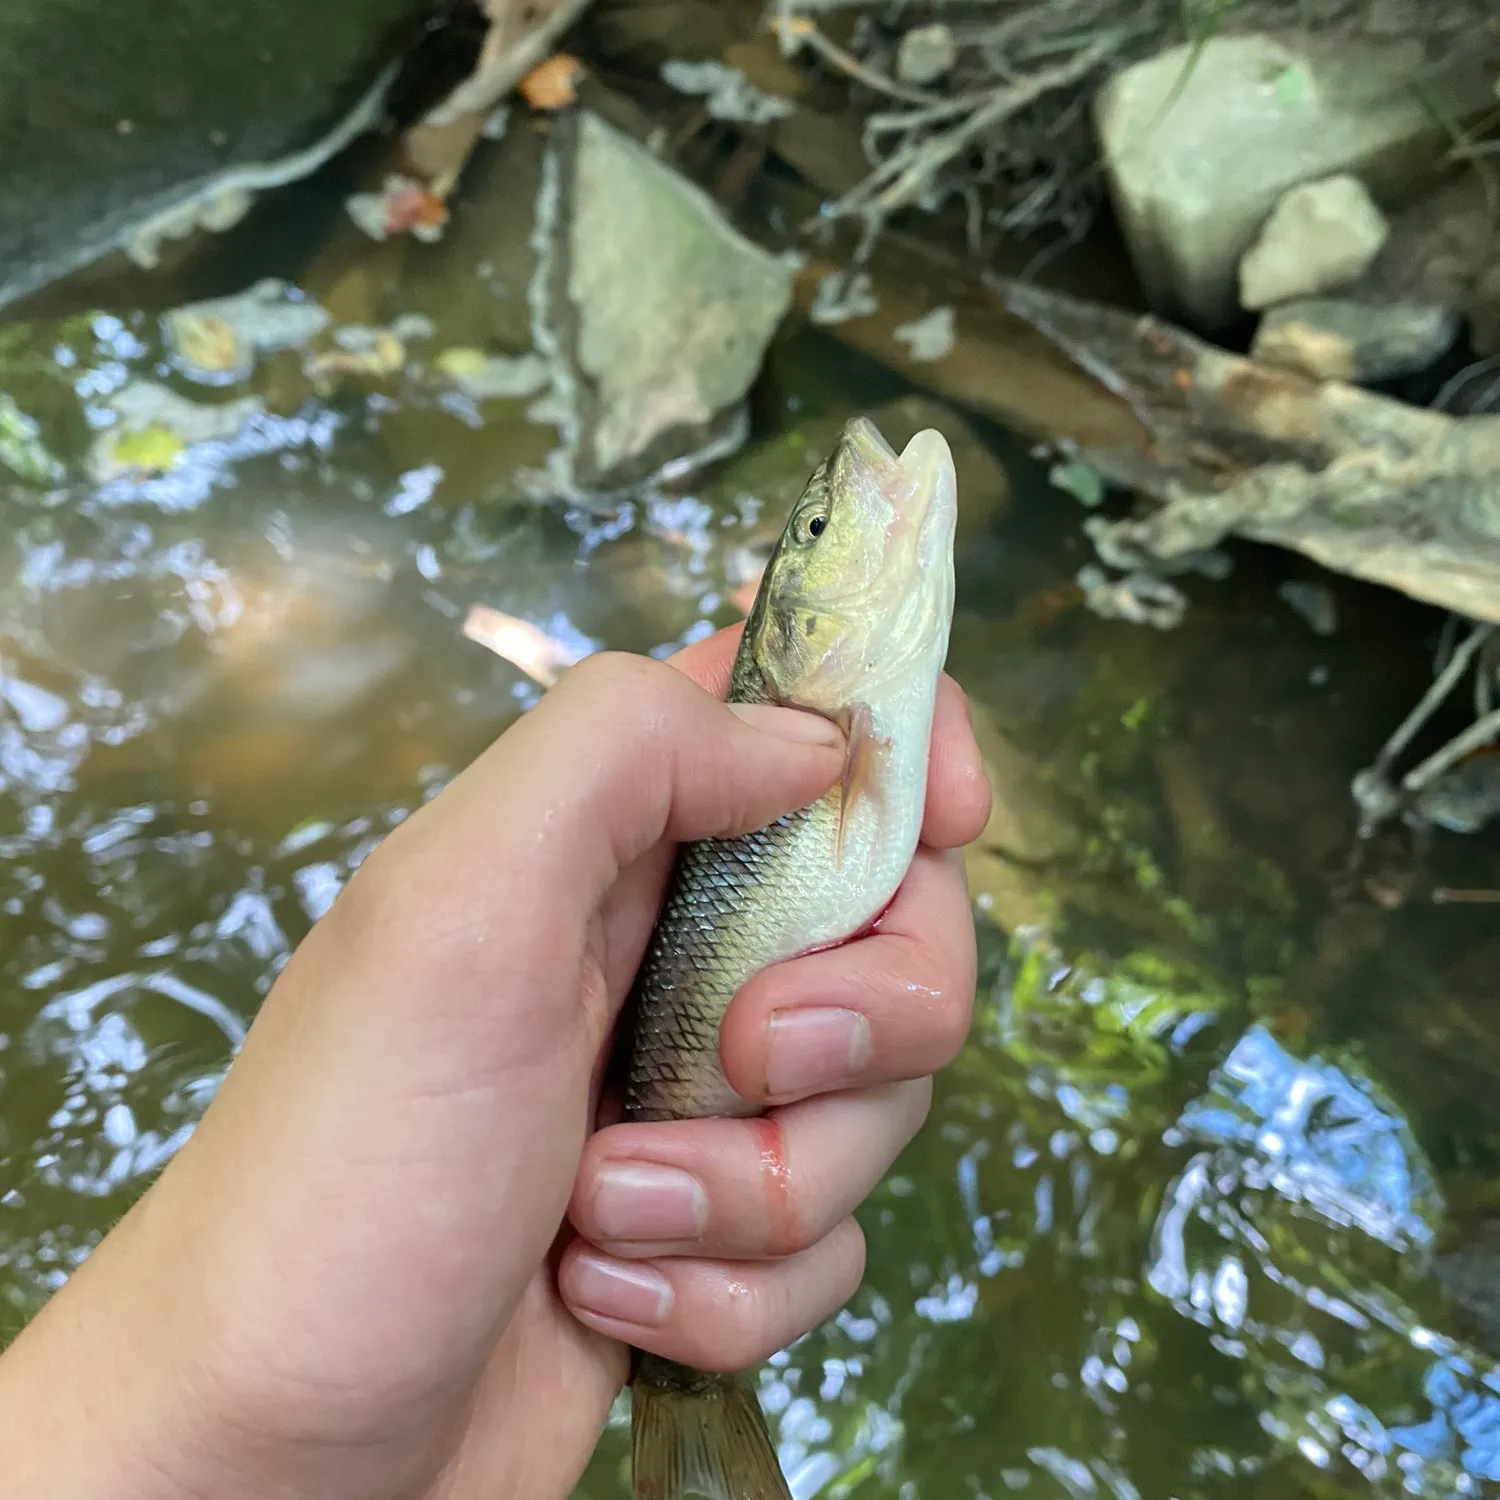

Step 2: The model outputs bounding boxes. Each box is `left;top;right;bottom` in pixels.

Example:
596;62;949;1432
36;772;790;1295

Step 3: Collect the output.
1096;34;1492;329
1354;171;1495;315
1238;174;1389;311
295;102;793;496
1251;297;1458;383
1467;263;1500;360
1437;1220;1500;1355
1410;754;1500;835
88;381;263;483
165;280;330;387
0;0;430;311
1167;1023;1440;1255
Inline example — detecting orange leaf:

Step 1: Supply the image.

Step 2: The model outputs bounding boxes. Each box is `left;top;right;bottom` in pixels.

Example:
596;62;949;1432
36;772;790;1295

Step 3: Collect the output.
519;53;582;111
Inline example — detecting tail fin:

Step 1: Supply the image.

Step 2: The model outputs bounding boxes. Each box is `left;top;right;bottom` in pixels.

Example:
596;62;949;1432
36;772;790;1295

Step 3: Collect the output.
631;1353;793;1500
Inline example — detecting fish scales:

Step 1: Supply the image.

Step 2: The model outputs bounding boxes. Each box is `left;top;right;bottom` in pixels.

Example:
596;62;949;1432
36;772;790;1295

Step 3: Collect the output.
627;807;819;1123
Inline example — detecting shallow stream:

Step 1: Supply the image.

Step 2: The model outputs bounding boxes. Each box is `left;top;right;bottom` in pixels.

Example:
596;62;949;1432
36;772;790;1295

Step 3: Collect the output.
3;93;1500;1500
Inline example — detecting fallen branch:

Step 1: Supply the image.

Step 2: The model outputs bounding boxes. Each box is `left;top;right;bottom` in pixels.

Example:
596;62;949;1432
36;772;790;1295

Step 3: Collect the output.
998;277;1500;626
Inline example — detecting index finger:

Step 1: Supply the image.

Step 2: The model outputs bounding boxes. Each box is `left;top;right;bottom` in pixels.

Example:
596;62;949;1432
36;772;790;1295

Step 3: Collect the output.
666;625;990;851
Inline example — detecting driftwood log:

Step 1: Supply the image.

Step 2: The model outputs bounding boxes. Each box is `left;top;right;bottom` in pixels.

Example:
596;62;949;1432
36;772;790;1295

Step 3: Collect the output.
996;278;1500;627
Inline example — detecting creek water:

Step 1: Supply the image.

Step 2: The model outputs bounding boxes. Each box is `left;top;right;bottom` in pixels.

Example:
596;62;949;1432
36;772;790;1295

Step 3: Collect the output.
2;100;1500;1500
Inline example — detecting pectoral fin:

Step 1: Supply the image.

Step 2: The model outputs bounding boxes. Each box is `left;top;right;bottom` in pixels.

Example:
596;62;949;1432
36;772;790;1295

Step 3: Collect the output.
835;702;888;868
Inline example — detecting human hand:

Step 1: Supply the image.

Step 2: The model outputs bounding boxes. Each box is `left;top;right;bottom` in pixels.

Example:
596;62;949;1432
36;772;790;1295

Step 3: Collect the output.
0;624;989;1500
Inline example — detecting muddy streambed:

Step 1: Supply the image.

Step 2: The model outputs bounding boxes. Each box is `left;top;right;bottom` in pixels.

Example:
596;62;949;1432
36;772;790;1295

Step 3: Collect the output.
4;100;1500;1500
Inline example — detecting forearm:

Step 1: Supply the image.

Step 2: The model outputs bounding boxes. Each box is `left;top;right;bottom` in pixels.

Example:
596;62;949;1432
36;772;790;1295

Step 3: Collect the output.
0;1199;222;1500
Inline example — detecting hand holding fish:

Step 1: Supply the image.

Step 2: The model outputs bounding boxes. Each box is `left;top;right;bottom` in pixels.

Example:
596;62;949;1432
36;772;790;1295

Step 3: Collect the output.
0;433;988;1500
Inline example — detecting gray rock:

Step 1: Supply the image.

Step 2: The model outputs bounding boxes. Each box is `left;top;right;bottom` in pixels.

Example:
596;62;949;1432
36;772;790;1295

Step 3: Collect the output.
1436;1220;1500;1355
560;111;794;488
339;101;794;496
1095;33;1493;330
164;279;331;387
1250;297;1458;383
1239;175;1389;310
0;0;428;312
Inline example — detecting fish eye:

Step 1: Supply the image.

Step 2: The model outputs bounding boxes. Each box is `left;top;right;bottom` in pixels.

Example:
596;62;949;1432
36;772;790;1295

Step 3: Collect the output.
795;510;829;544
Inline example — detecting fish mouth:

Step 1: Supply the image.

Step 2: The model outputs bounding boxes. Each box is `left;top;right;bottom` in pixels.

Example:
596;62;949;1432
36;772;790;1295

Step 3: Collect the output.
839;417;957;564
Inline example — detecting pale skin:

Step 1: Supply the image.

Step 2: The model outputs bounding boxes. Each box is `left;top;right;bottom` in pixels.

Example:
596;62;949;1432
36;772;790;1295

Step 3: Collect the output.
0;623;990;1500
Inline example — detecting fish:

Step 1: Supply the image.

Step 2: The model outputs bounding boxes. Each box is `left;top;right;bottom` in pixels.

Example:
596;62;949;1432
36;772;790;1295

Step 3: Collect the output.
620;415;959;1500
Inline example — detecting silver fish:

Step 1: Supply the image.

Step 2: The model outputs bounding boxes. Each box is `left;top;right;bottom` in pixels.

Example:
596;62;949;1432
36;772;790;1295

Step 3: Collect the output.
621;416;958;1500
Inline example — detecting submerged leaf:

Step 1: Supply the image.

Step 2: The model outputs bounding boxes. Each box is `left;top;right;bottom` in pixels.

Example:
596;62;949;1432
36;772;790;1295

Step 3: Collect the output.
108;425;186;473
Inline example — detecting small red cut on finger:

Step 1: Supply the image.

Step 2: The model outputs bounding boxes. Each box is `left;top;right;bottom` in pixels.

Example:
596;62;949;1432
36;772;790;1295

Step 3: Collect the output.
568;1080;931;1262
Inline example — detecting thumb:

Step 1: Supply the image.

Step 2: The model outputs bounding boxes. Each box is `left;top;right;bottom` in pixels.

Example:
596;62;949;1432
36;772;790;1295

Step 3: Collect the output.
463;650;844;903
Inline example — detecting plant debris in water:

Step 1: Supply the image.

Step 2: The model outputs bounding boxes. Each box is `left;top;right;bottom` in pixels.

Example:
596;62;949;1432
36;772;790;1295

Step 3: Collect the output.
660;58;796;123
764;0;1493;265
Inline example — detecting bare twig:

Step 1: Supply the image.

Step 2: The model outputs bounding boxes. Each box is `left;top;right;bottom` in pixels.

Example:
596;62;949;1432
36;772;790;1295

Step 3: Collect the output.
1351;622;1494;837
818;34;1113;222
1401;705;1500;796
771;15;949;107
1377;623;1494;777
865;92;1001;136
421;0;595;126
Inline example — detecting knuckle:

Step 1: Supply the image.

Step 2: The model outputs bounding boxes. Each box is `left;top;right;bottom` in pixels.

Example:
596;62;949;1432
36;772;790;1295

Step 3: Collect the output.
565;651;702;771
563;650;659;719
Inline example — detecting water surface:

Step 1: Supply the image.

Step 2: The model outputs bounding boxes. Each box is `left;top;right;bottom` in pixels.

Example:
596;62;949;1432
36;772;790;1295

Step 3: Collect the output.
2;135;1500;1500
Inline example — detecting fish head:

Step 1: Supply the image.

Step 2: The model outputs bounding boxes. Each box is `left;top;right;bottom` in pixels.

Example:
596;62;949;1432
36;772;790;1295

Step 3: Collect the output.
745;417;957;716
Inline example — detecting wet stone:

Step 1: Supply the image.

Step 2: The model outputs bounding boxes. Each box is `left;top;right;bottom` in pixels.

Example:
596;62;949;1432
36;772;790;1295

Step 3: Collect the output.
896;24;957;87
165;280;330;387
0;0;428;310
557;110;794;489
1251;297;1458;383
1096;34;1491;328
1239;174;1389;312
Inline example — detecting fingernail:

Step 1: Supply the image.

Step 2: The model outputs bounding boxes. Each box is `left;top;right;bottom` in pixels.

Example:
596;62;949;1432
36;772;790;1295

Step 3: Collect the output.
591;1162;707;1243
730;702;842;746
765;1007;871;1097
564;1250;673;1326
